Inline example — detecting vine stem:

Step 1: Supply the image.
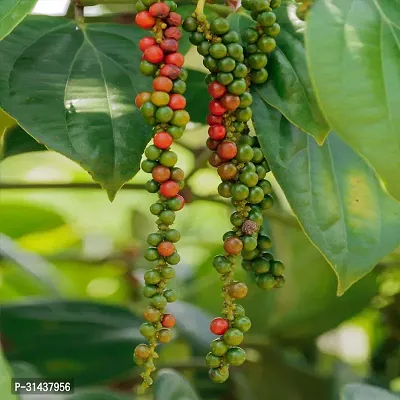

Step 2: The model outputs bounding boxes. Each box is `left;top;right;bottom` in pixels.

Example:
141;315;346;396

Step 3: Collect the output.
73;0;84;23
195;0;207;14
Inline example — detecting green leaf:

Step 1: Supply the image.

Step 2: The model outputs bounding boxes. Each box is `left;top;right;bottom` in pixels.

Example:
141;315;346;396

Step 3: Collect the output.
0;108;16;137
185;69;208;124
373;0;400;28
252;93;400;293
342;384;400;400
1;124;46;159
0;16;153;200
0;300;142;386
0;348;17;400
0;0;37;40
228;11;330;143
154;369;201;400
0;202;65;239
306;0;400;201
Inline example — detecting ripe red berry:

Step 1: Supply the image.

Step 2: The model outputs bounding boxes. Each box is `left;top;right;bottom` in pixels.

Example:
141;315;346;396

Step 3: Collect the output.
139;36;156;52
206;138;221;150
144;45;164;64
162;314;176;328
149;2;170;17
210;317;229;335
161;38;179;53
158;241;175;257
165;52;184;67
164;27;182;40
135;11;156;29
208;124;226;140
220;94;240;111
209;100;227;116
153;76;173;92
217;141;237;160
160;64;181;80
166;12;182;27
206;114;223;125
208;82;227;99
154;132;173;149
135;92;151;108
224;236;243;255
160;180;180;197
152;165;171;183
168;94;186;110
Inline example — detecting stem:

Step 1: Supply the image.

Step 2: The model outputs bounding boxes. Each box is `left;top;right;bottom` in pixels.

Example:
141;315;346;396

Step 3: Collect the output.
204;3;234;17
73;1;84;23
195;0;207;14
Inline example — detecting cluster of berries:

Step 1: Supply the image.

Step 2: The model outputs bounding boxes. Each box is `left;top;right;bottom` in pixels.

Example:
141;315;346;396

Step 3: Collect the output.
182;0;285;384
133;0;190;393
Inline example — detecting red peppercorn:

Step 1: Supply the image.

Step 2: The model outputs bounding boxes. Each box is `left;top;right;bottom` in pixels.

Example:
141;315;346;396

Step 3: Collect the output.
153;76;173;92
135;92;151;108
168;94;186;110
206;138;221;150
152;165;171;183
158;241;175;257
224;236;243;255
209;100;227;116
209;152;224;167
165;52;184;67
206;114;223;125
160;180;180;197
162;314;176;328
154;132;173;149
149;2;170;17
161;38;179;53
144;45;164;64
208;124;226;140
166;12;182;27
164;27;182;40
220;94;240;111
208;82;227;99
139;36;156;52
217;141;237;160
160;64;181;80
135;11;156;29
210;317;229;335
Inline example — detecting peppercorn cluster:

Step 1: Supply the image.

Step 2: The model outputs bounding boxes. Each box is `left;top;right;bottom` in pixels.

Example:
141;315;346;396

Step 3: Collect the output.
133;0;190;393
182;0;284;384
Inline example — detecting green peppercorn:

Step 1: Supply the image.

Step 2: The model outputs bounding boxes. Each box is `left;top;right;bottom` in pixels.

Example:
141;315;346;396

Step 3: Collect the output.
252;0;270;12
171;110;190;127
209;367;229;383
258;179;272;194
241;235;258;251
248;52;268;69
182;16;197;32
223;328;244;346
158;209;176;225
264;23;281;37
217;72;234;86
228;78;247;95
218;57;236;72
147;233;163;246
144;269;161;285
161;266;175;279
218;181;233;198
275;275;285;288
270;260;285;276
159;150;177;167
242;260;253;271
203;56;219;73
164;0;177;11
158;328;172;343
141;159;157;173
241;0;252;9
223;231;236;241
239;135;254;146
270;0;281;9
256;273;276;289
179;67;188;81
211;338;228;356
239;171;259;187
156;106;173;123
248;209;263;226
234;316;252;333
172;79;186;94
210;43;228;59
205;74;217;85
210;17;230;35
235;304;246;317
231;183;250;201
151;294;167;309
223;30;240;44
140;60;158;76
166;251;180;265
242;248;260;260
239;92;253;108
142;284;158;298
190;32;205;46
198;41;210;56
248;186;264;204
257;234;272;250
242;28;259;44
257;36;276;53
227;43;244;61
206;352;222;368
260;194;274;210
135;1;146;12
233;63;248;78
213;255;233;274
252;256;271;274
141;102;156;119
258;11;277;27
251;147;264;163
236;144;254;163
226;346;246;366
140;322;156;338
167;125;185;139
235;107;253;122
163;289;177;303
142;0;157;7
251;68;269;84
230;211;245;227
164;228;181;242
150;202;164;215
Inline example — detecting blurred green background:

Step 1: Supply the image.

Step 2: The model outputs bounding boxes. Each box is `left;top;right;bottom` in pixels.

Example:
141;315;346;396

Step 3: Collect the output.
0;1;399;400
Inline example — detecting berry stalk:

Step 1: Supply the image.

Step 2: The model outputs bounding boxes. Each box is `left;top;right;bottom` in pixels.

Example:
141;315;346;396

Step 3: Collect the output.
134;1;189;393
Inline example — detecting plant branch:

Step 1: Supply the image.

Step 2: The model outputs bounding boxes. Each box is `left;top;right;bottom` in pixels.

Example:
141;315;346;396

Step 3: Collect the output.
195;0;207;14
73;0;84;23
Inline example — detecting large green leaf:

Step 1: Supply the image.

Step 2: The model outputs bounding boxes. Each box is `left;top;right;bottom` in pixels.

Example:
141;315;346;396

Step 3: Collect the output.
0;300;142;386
342;384;400;400
306;0;400;201
373;0;400;27
1;125;46;159
0;16;152;200
252;94;400;293
154;369;201;400
0;348;17;400
0;0;37;40
185;69;208;125
228;10;329;143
